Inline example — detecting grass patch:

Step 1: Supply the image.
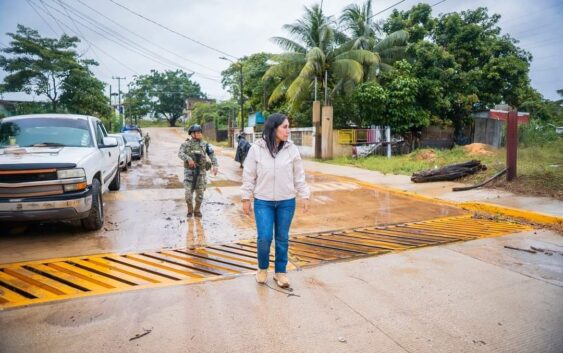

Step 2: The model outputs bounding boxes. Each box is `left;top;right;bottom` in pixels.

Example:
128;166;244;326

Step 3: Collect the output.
137;120;173;128
207;139;231;148
326;140;563;200
326;146;501;175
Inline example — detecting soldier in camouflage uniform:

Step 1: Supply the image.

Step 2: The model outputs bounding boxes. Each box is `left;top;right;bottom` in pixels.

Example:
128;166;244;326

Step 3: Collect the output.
178;125;219;217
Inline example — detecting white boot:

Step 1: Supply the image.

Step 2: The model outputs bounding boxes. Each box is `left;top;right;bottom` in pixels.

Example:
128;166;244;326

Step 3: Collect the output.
255;269;267;284
273;273;290;288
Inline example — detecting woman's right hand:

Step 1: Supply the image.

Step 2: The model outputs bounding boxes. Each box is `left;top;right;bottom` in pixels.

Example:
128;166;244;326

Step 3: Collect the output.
242;200;252;215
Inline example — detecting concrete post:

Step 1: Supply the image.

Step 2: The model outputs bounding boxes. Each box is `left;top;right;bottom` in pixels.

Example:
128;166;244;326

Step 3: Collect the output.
313;101;322;159
506;110;518;181
321;105;333;159
386;126;391;158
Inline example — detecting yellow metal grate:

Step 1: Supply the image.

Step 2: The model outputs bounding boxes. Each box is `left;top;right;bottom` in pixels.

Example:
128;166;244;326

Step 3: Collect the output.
0;215;531;309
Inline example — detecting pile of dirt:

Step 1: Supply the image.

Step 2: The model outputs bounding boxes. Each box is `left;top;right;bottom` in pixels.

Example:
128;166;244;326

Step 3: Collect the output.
413;149;437;161
464;143;495;156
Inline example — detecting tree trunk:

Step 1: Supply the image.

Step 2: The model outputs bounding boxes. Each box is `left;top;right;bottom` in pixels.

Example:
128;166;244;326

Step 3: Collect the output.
167;114;179;127
411;160;486;183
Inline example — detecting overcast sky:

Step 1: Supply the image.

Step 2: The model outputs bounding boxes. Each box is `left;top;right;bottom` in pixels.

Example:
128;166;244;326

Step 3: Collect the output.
0;0;561;103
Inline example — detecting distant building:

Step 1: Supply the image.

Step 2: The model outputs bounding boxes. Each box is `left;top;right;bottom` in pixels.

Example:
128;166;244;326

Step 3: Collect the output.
472;105;530;148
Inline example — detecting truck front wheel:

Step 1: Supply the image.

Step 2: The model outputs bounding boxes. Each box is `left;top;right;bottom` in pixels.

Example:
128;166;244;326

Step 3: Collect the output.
81;179;103;231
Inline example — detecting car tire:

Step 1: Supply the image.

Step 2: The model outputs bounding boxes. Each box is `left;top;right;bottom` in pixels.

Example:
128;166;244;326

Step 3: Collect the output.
127;159;132;167
123;160;128;172
109;165;121;191
81;179;103;231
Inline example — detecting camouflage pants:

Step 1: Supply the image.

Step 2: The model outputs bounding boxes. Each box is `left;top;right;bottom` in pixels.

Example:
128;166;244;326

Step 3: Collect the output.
184;169;206;211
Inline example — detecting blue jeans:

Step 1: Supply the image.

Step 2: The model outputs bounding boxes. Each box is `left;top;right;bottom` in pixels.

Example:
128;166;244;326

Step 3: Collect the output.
254;198;296;273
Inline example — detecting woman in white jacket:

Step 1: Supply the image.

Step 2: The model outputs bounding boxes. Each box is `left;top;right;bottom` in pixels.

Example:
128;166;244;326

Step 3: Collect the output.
241;113;310;288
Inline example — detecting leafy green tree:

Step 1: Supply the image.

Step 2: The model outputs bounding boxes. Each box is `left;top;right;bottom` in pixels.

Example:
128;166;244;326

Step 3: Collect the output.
221;53;278;115
125;70;206;127
433;7;532;108
339;0;408;72
383;6;533;136
383;3;435;43
351;81;387;128
352;60;430;133
190;100;238;129
520;88;563;123
59;66;111;117
0;25;83;111
1;25;110;118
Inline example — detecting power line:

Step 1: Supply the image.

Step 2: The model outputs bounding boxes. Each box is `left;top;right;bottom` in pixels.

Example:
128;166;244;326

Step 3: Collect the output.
71;0;220;75
108;0;238;59
63;0;220;78
431;0;448;7
24;0;59;36
36;0;66;34
367;0;407;20
39;0;211;80
28;0;137;75
43;0;221;82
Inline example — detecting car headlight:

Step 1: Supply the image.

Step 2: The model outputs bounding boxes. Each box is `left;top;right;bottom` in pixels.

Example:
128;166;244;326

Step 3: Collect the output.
57;168;86;179
64;182;88;192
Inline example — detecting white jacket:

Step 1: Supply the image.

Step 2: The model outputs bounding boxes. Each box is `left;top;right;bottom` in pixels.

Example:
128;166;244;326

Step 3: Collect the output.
241;138;310;201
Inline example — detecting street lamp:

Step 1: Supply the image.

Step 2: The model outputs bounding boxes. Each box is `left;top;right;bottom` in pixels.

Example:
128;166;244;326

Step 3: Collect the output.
219;56;244;130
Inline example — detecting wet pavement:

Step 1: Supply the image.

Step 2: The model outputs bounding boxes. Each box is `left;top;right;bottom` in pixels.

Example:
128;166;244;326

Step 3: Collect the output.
0;128;465;264
1;228;561;353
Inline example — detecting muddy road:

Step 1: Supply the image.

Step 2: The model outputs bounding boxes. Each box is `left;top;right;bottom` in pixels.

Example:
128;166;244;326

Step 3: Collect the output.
0;128;463;263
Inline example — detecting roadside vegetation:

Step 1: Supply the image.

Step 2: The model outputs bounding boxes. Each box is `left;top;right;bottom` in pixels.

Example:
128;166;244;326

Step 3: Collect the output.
327;126;563;199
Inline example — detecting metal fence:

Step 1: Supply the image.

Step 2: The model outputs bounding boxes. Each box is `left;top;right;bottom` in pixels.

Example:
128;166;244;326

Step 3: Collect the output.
338;127;386;145
290;127;314;147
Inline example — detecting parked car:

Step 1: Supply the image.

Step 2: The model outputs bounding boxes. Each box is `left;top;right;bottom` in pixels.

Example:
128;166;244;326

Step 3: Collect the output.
109;134;132;171
0;114;121;230
121;124;143;135
122;133;143;160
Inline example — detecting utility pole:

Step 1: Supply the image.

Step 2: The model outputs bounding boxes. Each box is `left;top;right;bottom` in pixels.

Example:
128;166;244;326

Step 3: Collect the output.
239;63;244;130
108;85;113;131
112;76;126;128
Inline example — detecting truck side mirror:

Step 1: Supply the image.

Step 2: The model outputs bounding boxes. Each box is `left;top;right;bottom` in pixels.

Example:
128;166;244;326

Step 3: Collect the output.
100;137;118;148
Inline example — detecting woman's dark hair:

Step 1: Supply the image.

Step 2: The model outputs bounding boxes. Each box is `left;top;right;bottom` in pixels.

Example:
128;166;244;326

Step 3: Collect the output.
262;113;288;158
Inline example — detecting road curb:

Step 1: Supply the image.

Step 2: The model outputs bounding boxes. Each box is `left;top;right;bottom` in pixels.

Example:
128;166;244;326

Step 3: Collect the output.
460;202;563;227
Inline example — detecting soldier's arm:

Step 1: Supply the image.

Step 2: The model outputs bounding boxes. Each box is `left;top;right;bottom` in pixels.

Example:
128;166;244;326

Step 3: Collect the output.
178;142;193;162
206;144;219;167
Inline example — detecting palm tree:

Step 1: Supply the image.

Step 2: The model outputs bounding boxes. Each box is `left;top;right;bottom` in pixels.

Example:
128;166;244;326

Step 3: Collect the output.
339;0;409;76
265;4;378;110
265;2;408;111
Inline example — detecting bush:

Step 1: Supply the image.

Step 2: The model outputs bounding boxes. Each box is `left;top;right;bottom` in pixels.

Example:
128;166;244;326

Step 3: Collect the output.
518;120;560;147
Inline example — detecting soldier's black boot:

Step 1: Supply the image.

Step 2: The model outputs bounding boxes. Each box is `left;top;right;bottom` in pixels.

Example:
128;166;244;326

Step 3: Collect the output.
187;202;193;217
194;201;202;218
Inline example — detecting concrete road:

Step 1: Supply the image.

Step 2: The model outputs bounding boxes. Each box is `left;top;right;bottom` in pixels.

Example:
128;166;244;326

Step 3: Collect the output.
0;229;561;353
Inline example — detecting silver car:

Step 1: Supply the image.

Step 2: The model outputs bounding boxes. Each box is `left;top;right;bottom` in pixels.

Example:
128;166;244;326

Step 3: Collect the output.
109;134;132;171
122;133;143;160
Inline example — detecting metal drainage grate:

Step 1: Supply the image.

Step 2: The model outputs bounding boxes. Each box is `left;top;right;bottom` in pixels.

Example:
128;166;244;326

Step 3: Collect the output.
0;215;531;309
285;215;532;266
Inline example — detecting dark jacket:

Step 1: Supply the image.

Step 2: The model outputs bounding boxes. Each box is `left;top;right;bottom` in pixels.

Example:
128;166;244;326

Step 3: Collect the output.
235;137;251;164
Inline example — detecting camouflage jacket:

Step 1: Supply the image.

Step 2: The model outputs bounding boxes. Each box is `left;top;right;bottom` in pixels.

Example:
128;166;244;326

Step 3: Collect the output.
178;138;218;172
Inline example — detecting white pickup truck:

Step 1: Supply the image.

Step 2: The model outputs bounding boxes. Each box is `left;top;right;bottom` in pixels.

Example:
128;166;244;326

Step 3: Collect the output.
0;114;121;230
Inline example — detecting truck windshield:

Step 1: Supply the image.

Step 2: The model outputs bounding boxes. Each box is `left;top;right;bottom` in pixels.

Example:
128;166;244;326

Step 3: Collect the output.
0;117;93;148
123;134;140;143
